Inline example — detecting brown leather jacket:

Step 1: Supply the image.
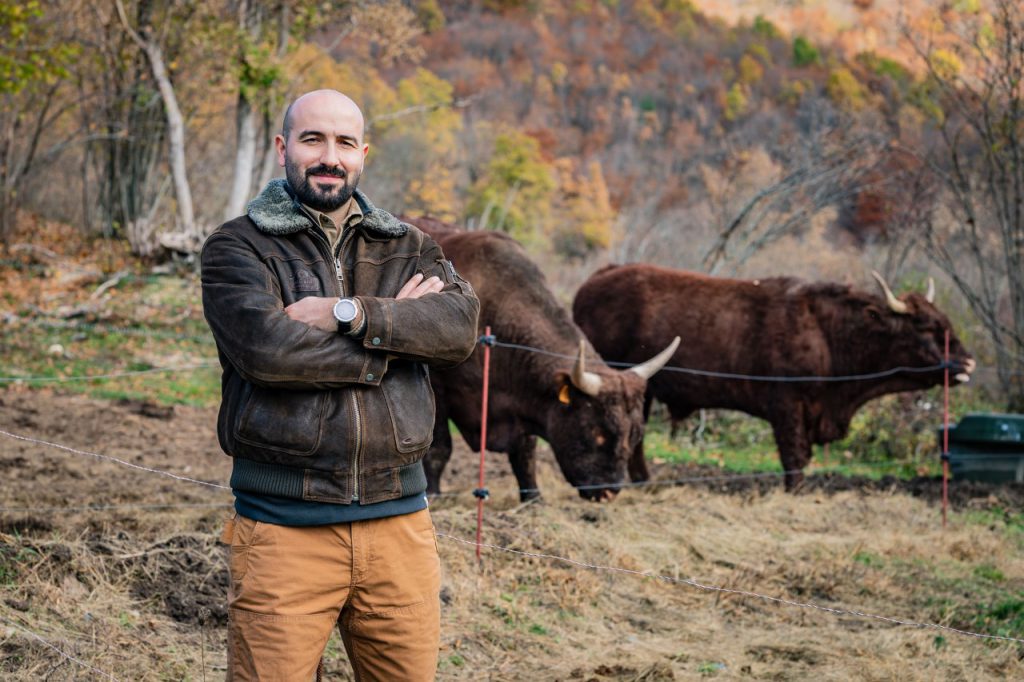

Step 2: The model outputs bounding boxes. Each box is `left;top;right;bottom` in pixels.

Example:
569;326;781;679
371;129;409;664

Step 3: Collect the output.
201;180;479;504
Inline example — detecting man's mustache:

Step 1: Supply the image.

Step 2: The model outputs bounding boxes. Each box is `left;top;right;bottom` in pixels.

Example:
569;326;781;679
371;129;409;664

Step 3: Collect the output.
306;165;346;179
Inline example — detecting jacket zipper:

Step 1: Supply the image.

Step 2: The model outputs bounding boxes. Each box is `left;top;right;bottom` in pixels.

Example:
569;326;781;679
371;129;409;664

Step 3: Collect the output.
311;224;362;503
335;229;362;503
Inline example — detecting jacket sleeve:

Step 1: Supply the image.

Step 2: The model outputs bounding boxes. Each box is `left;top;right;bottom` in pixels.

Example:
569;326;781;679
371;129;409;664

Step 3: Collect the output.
200;231;388;389
357;236;480;368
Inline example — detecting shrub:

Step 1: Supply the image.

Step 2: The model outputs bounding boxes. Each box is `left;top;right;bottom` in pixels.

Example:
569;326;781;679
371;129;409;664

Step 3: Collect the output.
792;36;821;67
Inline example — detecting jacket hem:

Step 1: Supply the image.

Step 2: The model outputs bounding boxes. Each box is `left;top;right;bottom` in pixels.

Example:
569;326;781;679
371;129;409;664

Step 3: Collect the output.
229;457;428;504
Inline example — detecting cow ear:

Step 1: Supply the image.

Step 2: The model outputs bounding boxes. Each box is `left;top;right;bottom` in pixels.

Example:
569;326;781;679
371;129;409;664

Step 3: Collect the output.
554;372;572;405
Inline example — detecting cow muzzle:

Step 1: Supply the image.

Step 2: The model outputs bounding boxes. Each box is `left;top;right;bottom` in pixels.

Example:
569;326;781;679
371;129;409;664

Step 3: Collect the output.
954;357;976;384
579;486;621;502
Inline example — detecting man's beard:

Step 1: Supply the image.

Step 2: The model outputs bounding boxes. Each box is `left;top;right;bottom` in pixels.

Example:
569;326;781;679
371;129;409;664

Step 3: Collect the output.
285;159;360;212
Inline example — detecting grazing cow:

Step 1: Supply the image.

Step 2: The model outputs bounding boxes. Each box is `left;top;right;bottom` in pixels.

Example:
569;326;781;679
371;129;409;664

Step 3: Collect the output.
403;218;678;501
572;264;976;490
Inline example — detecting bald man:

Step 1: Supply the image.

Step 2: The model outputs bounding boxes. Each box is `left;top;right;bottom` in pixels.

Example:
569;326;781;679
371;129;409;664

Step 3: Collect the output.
201;90;479;681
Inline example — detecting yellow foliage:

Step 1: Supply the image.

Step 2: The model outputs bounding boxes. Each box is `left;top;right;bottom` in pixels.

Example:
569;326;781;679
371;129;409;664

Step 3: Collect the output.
404;170;459;221
826;67;867;111
551;158;614;257
550;62;568;87
415;0;446;32
283;44;399;140
465;126;556;244
738;54;764;85
633;0;664;29
724;83;749;121
930;48;964;81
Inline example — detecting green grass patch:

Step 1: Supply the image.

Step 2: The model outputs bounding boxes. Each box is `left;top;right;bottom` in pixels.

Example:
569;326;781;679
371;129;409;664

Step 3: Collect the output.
890;554;1024;640
643;408;933;480
961;507;1024;540
642;384;1007;482
971;597;1024;640
853;551;884;568
1;274;220;407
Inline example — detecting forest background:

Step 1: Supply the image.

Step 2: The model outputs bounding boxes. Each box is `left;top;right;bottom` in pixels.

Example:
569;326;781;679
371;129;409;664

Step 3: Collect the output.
2;0;1023;427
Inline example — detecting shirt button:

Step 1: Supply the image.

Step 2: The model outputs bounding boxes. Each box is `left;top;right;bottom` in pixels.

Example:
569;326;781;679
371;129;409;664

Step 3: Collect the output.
372;337;381;345
366;373;375;381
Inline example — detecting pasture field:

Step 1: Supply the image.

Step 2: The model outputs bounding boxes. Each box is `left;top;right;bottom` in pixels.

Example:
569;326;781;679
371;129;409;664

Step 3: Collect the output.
2;232;1022;679
1;386;1023;680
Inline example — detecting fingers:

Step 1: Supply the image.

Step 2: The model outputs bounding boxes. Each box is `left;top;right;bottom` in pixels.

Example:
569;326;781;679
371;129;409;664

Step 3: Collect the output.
396;273;443;300
396;273;424;299
416;277;444;297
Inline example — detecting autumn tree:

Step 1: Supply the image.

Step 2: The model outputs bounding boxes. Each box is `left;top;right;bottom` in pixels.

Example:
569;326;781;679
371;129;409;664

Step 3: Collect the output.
0;1;76;244
464;127;556;246
904;0;1024;409
224;0;375;221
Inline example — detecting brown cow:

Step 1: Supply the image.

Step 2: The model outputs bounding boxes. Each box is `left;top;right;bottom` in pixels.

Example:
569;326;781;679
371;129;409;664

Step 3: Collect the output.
403;217;678;501
572;264;976;490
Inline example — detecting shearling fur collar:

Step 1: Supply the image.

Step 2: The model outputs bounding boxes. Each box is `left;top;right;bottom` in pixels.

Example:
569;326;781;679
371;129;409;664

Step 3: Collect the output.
246;179;408;238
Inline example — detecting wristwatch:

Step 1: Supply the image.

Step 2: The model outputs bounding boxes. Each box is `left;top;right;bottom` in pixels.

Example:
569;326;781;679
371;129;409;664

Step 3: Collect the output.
332;297;359;333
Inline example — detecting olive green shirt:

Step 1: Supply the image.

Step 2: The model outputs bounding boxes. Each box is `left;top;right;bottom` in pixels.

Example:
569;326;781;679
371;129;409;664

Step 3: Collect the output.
299;197;364;253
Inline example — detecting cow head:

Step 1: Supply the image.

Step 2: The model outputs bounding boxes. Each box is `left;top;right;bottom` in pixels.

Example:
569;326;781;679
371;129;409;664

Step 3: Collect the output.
868;271;975;386
548;338;680;501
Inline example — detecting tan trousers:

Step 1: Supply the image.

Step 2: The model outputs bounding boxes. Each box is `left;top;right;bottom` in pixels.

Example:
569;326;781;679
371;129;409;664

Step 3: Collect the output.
221;508;441;681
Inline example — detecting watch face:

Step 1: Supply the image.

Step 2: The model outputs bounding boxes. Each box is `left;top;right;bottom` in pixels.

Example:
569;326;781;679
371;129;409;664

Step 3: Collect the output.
334;298;357;323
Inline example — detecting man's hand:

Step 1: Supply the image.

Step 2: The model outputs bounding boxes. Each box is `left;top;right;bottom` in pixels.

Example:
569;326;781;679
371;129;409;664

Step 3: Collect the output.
284;296;338;332
284;273;443;332
396;273;443;300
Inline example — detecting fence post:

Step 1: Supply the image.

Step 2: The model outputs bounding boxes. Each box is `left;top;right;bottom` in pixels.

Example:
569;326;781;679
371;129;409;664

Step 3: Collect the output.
942;329;950;529
475;326;494;561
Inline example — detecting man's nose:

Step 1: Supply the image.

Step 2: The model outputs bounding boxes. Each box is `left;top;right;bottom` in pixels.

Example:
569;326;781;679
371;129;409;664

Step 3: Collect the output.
321;141;341;167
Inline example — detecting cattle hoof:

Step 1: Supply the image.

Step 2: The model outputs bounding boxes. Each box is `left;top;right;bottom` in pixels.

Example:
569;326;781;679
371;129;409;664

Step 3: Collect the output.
784;475;807;494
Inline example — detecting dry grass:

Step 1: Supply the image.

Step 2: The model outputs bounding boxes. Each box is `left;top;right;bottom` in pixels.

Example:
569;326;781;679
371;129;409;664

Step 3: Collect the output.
1;403;1022;680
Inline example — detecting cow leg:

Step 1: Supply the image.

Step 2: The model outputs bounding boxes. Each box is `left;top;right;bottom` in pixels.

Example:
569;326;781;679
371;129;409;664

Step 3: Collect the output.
628;393;656;483
424;387;453;496
507;432;540;502
628;446;650;483
770;412;812;492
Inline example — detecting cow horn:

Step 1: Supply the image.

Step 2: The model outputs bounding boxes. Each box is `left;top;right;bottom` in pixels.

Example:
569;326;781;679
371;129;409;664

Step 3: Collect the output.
570;339;604;397
871;270;909;314
629;336;681;381
925;277;935;304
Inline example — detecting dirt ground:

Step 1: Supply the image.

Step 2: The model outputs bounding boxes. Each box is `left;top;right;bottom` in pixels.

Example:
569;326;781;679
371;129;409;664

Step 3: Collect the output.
1;387;1022;680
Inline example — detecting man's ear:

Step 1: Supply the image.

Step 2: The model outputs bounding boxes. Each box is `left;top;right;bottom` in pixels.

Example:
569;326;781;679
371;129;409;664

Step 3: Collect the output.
274;134;287;167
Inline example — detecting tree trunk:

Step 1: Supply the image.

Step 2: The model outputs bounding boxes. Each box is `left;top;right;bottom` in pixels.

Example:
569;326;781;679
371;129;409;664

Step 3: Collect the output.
225;93;259;220
114;0;195;254
141;39;194;235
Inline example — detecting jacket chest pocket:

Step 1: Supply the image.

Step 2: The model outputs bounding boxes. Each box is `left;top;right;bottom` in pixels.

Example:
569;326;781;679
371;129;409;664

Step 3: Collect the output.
271;256;329;304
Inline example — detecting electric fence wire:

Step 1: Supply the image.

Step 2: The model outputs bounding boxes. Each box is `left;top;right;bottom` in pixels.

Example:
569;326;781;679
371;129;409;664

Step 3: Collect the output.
1;428;1019;647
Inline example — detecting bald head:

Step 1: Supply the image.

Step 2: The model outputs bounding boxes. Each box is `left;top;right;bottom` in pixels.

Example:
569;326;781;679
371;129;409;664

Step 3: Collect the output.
282;90;365;144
